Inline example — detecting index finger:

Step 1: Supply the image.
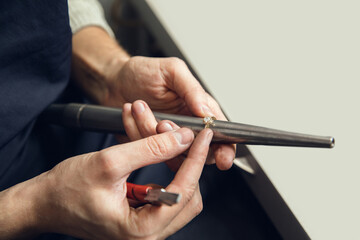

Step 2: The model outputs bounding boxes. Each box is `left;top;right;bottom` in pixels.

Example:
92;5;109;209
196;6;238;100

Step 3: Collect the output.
133;129;213;233
167;128;213;193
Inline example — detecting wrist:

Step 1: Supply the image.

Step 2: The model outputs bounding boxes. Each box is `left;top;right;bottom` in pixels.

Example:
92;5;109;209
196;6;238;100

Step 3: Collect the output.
0;172;52;238
72;26;130;105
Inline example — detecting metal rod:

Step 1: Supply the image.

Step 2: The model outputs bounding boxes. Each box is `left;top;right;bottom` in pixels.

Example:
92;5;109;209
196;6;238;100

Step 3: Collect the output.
40;103;335;148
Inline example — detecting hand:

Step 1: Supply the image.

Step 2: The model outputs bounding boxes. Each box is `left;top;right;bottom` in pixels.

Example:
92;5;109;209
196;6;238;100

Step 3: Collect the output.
1;127;212;239
72;27;234;169
106;56;235;170
122;100;207;237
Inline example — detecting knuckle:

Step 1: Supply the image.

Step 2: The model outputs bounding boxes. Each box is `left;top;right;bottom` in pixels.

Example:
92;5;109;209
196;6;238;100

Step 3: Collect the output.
181;185;197;203
143;120;156;133
97;150;111;166
194;200;203;216
145;136;169;159
96;150;116;175
167;57;188;75
179;185;203;216
169;57;185;67
189;190;203;217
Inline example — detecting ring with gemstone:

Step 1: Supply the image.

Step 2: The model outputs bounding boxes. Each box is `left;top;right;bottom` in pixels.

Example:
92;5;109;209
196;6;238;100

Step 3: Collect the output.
203;116;216;128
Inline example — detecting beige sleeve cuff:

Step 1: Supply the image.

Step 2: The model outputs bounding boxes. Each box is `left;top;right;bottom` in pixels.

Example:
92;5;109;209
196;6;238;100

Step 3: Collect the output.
68;0;115;37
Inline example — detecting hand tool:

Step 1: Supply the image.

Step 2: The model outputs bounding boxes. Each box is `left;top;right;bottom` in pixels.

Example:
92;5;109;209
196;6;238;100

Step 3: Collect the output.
126;182;181;206
41;103;335;148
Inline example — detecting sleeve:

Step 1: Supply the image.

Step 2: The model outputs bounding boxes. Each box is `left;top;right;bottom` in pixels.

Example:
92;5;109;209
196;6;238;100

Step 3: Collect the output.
68;0;115;37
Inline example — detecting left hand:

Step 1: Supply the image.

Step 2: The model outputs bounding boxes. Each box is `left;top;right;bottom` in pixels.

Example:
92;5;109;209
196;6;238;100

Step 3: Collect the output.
105;56;235;170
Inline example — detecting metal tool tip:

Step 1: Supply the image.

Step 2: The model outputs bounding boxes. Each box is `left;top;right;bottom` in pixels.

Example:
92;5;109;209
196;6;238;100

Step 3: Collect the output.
158;191;181;206
174;194;181;203
330;137;335;148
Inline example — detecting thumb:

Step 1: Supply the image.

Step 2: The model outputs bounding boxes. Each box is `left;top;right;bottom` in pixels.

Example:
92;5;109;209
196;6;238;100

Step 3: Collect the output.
104;128;194;174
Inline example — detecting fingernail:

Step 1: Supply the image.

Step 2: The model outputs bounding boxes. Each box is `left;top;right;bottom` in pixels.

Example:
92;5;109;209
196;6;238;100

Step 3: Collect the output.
123;103;131;111
163;122;173;131
173;128;194;145
133;101;145;114
201;105;214;116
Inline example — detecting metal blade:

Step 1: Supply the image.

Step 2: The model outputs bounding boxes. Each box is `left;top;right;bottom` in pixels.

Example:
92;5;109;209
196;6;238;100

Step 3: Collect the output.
145;188;181;206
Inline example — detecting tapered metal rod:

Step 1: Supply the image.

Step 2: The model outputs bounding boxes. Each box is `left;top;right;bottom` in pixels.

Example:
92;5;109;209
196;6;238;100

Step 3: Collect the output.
41;103;335;148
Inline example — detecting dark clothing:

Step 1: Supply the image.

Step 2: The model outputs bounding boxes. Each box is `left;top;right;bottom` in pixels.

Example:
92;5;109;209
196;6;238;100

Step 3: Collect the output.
0;0;71;189
0;1;281;239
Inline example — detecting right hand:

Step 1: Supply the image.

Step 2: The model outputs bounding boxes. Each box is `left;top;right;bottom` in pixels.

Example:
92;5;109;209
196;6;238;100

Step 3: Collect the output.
29;124;212;239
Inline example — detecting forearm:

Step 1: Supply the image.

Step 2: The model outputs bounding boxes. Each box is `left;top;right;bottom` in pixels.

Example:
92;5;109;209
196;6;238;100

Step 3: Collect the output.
0;174;50;239
71;26;130;106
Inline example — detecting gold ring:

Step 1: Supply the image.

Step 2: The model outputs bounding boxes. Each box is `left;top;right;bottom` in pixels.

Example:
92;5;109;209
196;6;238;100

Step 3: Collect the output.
203;116;216;128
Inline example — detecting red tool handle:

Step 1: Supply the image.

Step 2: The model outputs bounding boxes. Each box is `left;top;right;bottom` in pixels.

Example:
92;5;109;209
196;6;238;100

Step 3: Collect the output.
126;182;152;202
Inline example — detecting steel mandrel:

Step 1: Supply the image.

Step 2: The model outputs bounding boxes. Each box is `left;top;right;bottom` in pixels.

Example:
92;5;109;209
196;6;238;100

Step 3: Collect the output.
41;103;335;149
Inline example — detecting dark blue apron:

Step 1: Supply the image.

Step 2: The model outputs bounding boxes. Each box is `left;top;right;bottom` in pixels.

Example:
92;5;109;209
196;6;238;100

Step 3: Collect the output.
0;1;106;239
0;0;72;187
